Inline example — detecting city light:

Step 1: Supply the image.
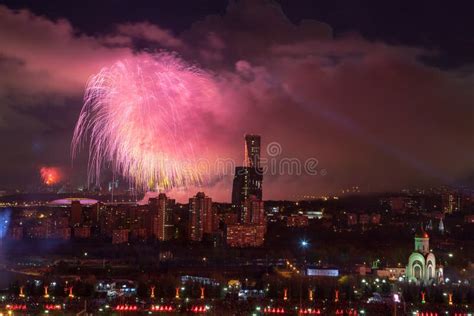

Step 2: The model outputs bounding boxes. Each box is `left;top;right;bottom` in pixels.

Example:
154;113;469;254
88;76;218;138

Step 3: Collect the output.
393;294;400;303
0;2;473;316
300;239;309;248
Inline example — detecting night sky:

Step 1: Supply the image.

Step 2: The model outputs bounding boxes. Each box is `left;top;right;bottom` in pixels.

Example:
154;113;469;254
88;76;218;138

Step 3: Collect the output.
0;0;473;201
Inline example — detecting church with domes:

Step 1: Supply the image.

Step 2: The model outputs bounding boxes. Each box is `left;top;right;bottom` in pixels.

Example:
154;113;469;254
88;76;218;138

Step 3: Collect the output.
406;227;443;284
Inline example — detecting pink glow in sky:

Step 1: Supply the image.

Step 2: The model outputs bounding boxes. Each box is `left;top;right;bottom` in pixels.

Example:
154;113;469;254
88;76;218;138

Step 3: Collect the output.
0;2;473;201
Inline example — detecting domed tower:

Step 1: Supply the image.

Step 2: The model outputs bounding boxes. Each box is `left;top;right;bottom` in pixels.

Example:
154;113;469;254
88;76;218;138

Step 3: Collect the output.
414;226;430;255
407;225;439;284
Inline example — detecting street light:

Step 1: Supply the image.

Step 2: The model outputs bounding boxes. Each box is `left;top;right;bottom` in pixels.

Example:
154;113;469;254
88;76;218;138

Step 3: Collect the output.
298;239;310;310
300;240;309;248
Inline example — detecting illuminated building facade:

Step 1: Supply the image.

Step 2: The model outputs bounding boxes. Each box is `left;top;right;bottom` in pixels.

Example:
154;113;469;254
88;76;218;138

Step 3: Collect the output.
240;195;266;225
406;227;443;284
232;167;263;213
244;134;261;169
149;193;174;241
226;224;265;247
189;192;214;241
286;214;309;227
442;192;461;214
232;135;263;221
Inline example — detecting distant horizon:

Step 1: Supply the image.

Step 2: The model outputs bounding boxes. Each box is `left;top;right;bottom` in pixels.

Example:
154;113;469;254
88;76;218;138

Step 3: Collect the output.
0;185;469;205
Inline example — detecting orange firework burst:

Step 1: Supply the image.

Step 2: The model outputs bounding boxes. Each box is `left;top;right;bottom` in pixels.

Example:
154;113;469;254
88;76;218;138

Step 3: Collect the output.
40;167;62;185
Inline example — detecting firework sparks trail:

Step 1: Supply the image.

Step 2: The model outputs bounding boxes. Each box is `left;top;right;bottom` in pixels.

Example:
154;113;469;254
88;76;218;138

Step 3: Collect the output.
72;53;218;190
40;166;63;185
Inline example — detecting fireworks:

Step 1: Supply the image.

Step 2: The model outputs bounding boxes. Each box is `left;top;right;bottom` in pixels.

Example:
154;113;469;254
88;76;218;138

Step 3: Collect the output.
72;53;217;190
40;167;62;185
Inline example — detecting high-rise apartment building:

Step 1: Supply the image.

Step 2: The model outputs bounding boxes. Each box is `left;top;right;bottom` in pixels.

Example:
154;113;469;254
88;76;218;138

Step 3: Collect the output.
241;195;265;226
188;192;214;241
149;193;174;241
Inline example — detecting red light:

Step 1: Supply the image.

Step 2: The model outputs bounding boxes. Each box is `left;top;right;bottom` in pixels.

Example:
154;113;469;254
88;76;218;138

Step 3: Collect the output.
44;304;61;310
152;305;174;312
190;305;207;313
8;304;27;311
299;308;322;315
115;305;140;312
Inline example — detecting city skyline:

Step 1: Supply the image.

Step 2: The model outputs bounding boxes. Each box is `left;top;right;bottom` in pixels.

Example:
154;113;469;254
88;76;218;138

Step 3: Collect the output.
0;0;473;202
1;2;474;315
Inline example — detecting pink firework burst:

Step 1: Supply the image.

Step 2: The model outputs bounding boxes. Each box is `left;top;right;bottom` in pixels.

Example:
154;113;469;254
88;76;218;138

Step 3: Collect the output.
72;53;218;190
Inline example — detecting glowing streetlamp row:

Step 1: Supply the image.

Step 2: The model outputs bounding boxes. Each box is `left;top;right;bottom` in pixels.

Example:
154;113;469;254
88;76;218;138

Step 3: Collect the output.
16;285;74;299
282;288;338;303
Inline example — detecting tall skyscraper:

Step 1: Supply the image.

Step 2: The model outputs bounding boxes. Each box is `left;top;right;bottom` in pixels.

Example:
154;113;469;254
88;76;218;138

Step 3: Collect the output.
188;192;214;241
245;134;261;168
149;193;174;241
232;167;263;209
232;135;263;218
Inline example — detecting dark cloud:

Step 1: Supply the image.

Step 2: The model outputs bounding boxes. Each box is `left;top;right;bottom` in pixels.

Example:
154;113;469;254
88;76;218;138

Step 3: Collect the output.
181;0;332;67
